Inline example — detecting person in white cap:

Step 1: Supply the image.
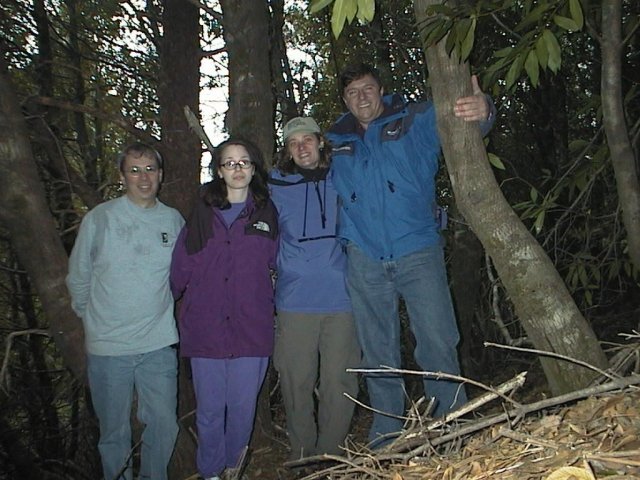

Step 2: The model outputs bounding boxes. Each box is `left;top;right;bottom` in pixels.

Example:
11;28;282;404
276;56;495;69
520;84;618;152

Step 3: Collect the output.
269;117;360;461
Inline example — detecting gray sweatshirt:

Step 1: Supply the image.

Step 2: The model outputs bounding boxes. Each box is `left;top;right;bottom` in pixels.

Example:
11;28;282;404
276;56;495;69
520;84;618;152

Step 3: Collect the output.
66;195;184;355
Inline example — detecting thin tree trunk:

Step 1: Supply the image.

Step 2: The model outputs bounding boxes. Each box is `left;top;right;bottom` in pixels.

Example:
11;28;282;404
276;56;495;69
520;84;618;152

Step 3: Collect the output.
600;0;640;270
270;0;300;121
413;0;609;395
0;66;85;377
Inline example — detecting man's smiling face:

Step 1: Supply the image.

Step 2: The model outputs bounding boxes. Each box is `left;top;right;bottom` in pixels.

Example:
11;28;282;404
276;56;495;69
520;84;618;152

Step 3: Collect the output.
342;74;385;129
120;153;162;208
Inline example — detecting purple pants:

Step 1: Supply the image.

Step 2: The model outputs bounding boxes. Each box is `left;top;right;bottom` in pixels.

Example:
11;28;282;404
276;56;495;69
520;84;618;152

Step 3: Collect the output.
191;356;268;478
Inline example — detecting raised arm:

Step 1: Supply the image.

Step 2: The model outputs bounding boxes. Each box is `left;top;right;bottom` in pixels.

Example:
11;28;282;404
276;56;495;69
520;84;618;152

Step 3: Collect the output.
453;75;496;135
453;75;490;120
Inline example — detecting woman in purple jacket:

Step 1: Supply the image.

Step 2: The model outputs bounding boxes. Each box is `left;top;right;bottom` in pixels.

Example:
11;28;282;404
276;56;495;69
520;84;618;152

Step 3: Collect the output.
171;138;278;480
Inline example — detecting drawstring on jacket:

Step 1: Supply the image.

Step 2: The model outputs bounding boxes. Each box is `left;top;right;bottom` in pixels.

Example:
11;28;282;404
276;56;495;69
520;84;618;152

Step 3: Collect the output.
301;178;327;237
268;167;334;243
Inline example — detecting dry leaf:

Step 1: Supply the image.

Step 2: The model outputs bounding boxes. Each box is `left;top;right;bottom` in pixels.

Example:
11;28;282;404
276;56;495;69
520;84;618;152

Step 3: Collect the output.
546;466;596;480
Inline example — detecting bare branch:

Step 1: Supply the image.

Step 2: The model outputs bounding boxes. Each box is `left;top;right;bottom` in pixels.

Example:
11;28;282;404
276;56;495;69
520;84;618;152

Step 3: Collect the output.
1;329;50;393
31;96;159;146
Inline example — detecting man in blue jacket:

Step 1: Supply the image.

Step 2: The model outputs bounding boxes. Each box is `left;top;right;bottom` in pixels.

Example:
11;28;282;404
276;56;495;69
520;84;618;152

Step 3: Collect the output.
326;63;495;444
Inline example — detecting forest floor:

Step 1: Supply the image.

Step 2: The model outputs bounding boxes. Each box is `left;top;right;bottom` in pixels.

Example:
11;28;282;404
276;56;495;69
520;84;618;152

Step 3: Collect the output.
241;335;640;480
213;305;640;480
242;360;552;479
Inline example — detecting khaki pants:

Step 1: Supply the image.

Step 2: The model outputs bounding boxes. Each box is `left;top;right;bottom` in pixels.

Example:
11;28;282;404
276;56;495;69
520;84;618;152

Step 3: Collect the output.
274;311;361;460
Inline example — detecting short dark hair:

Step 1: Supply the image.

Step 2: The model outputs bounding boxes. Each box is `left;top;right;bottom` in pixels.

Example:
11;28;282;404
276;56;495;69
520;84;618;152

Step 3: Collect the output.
117;142;163;172
339;63;383;94
203;137;270;209
276;132;332;175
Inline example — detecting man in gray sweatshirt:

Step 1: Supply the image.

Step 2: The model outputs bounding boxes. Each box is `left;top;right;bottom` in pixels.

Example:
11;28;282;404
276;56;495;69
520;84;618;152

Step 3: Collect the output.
66;142;184;480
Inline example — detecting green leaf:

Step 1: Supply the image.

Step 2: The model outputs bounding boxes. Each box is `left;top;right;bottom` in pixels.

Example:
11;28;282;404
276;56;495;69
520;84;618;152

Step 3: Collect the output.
608;260;620;281
533;209;545;234
310;0;334;14
487;152;505;170
494;46;515;58
542;29;561;72
568;139;589;153
535;35;549;70
569;0;584;29
524;49;539;87
515;2;550;32
425;4;455;16
584;290;592;306
445;20;460;56
530;187;538;202
591;265;601;283
460;16;476;61
356;0;375;22
578;265;589;287
331;0;348;38
505;53;523;90
553;15;579;32
344;0;357;23
423;19;452;48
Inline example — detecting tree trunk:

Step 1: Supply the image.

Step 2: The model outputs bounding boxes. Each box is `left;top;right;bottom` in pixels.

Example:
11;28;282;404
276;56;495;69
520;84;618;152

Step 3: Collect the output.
158;0;202;217
0;66;85;378
157;1;202;475
448;220;485;377
413;0;609;395
600;0;640;270
220;0;275;164
270;0;300;121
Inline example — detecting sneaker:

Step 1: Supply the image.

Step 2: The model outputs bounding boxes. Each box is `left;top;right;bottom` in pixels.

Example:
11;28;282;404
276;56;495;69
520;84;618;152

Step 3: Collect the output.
222;468;248;480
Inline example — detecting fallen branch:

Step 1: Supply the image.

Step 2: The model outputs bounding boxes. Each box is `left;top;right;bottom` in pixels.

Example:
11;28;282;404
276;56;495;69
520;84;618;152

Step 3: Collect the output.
484;341;619;382
292;374;640;479
1;329;50;393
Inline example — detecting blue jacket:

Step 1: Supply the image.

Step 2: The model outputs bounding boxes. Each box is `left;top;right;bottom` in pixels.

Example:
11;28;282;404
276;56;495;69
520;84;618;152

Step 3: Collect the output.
326;93;494;261
170;194;278;359
269;168;351;313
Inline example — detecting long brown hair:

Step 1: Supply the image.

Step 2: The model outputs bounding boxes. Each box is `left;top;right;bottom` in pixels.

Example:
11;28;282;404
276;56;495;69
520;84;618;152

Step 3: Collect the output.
202;137;270;209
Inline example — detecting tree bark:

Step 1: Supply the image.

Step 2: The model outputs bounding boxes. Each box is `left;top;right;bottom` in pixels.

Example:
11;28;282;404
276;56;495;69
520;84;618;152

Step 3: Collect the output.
413;0;609;395
158;0;202;217
0;66;85;378
600;0;640;270
220;0;275;164
270;0;300;121
157;1;202;475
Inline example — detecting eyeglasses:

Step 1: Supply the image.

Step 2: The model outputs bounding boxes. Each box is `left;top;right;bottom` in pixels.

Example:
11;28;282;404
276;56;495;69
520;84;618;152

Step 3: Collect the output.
126;165;159;175
221;160;253;170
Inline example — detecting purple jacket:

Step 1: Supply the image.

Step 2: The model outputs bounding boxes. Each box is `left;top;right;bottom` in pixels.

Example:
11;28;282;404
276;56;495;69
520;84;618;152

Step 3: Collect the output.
170;197;278;359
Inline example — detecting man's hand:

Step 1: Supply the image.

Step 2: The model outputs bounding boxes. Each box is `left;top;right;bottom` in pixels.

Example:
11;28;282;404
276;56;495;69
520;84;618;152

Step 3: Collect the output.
453;75;490;122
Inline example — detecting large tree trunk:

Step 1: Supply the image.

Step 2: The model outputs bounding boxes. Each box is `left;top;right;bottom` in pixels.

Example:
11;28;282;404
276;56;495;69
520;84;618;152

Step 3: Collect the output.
157;1;202;476
219;0;277;447
158;0;202;217
220;0;275;163
413;0;609;395
600;0;640;270
0;66;85;378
